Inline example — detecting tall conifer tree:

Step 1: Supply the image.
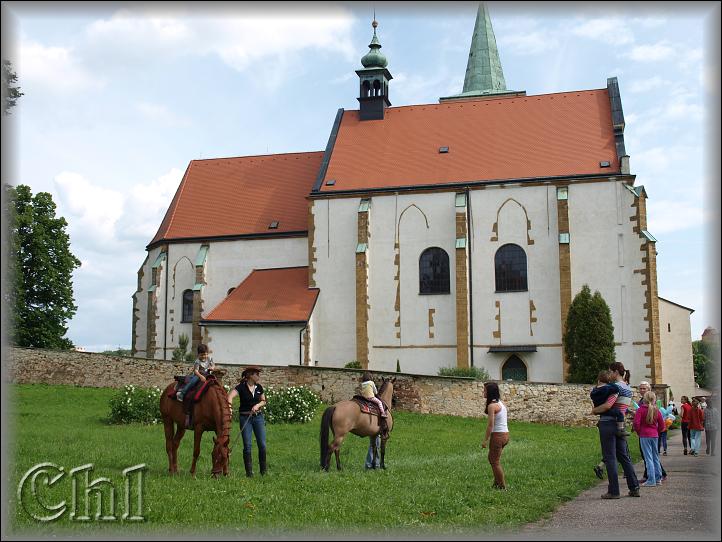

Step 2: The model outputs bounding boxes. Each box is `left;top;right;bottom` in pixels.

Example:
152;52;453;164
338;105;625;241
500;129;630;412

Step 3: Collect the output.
564;284;616;383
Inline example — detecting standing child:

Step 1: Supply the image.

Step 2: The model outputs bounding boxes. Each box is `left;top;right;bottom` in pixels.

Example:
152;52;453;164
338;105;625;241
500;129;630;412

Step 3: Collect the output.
688;398;705;456
633;391;666;487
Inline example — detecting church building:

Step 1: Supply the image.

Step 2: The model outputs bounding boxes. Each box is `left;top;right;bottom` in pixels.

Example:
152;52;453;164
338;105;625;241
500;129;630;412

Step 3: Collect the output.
132;5;695;391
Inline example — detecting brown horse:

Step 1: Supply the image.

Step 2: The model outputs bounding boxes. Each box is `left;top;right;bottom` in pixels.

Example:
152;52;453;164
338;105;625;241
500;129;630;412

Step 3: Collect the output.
320;378;394;471
159;369;231;477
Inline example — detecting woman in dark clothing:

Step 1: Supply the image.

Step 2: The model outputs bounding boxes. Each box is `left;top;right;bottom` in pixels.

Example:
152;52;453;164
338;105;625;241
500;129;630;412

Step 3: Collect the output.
227;366;267;477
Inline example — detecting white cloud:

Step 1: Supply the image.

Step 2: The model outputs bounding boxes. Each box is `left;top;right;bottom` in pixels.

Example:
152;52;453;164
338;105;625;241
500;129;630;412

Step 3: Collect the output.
571;18;635;45
84;8;356;82
498;32;560;56
136;102;190;127
117;168;184;243
647;200;708;234
54;172;125;252
18;40;104;92
625;41;675;62
628;76;668;93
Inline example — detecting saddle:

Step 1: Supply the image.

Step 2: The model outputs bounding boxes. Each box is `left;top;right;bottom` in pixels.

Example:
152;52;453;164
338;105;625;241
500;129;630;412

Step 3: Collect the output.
352;395;388;417
353;395;390;439
167;375;216;428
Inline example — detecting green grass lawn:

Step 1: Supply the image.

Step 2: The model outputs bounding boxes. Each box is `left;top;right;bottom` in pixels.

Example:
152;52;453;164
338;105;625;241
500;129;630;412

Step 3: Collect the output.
7;384;641;536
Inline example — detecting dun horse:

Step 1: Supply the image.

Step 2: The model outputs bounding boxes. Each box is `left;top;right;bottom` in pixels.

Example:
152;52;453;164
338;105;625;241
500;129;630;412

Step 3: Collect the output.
159;369;231;477
320;378;394;471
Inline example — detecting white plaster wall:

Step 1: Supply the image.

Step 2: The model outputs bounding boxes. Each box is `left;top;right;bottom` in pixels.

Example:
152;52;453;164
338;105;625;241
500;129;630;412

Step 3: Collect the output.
133;253;151;357
203;325;305;366
469;185;563;381
567;180;648;383
135;238;307;360
204;237;308;315
658;299;696;401
311;198;359;366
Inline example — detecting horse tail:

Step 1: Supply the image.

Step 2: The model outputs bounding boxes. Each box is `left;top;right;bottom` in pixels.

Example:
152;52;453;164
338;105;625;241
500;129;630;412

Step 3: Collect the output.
320;406;335;469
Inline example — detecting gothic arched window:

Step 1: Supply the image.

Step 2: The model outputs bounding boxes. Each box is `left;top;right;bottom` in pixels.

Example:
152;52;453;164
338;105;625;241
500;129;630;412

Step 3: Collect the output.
502;355;528;381
419;247;450;294
494;244;528;292
181;289;194;323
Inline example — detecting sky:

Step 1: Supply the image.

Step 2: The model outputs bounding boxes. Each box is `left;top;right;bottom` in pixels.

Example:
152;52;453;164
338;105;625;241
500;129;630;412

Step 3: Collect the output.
2;1;720;351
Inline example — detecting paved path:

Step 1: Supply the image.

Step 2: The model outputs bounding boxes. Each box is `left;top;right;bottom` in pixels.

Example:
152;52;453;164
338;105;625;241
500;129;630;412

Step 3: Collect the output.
515;429;721;540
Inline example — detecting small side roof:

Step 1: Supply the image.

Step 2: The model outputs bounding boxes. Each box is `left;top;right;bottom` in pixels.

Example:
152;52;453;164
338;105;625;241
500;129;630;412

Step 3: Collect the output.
202;267;319;324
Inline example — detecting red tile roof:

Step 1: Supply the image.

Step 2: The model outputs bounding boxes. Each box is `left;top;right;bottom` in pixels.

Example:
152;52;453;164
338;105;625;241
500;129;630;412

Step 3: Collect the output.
321;89;619;192
149;152;324;247
202;267;319;323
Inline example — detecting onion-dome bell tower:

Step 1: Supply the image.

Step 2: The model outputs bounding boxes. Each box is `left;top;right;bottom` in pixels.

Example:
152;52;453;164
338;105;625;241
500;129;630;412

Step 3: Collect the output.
356;18;393;121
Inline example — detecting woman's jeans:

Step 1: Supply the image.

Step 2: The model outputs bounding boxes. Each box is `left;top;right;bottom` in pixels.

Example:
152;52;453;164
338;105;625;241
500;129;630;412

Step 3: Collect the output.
639;437;662;484
690;429;702;453
598;420;639;495
365;435;381;468
240;413;266;454
681;422;691;450
488;432;509;488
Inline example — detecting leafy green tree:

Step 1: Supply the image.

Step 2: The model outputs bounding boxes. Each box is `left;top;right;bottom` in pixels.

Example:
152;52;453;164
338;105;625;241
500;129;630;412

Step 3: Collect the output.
692;339;719;389
6;184;81;349
564;284;616;384
2;60;24;114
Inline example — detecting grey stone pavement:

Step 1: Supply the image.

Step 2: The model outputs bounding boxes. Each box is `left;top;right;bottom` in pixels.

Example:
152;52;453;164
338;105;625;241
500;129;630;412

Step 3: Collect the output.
511;429;721;540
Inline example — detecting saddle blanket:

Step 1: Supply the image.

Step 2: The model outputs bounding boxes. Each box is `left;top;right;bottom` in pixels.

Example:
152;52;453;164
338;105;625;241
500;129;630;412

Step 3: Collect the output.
352;395;387;417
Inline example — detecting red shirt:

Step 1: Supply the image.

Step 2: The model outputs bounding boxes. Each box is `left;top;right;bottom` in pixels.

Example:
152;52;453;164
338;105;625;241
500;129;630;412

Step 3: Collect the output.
681;402;693;423
689;407;705;431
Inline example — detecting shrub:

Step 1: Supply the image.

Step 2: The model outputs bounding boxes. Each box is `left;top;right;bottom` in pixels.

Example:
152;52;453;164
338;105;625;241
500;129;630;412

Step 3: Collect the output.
172;333;195;362
344;360;361;369
437;366;490;381
108;384;162;424
263;385;321;424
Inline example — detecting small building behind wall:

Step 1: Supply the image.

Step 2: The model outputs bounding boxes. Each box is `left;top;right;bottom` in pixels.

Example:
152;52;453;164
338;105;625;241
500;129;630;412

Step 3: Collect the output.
200;267;319;366
658;296;696;403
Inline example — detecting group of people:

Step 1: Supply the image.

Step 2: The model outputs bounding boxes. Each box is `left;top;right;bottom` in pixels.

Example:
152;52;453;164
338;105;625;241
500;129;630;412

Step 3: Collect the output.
588;360;721;499
176;345;716;490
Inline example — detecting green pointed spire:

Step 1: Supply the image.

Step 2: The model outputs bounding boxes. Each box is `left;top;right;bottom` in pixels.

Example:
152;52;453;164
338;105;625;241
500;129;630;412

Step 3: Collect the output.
440;2;522;102
462;3;506;94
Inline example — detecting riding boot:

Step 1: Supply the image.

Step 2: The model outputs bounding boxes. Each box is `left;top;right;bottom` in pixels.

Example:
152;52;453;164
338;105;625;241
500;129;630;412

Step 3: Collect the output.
243;451;253;478
259;448;267;476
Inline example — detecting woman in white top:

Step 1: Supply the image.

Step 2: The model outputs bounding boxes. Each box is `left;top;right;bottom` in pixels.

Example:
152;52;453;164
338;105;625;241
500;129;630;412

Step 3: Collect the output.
482;382;509;489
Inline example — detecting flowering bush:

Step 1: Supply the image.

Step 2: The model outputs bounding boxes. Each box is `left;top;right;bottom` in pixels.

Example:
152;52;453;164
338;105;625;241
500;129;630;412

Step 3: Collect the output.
263;385;320;424
108;384;162;424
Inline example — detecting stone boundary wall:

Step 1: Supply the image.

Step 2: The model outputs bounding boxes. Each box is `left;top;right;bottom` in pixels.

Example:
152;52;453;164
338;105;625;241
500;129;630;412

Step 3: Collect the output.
6;347;603;427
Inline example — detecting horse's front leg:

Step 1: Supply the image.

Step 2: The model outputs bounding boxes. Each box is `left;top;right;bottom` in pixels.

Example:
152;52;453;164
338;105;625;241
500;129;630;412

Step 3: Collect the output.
190;426;203;478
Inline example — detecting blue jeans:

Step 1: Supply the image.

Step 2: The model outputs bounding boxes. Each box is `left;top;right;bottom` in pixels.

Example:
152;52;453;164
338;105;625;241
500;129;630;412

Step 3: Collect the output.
640;437;662;484
179;375;199;396
240;413;266;454
365;435;381;468
658;431;667;453
690;429;702;453
598;420;639;495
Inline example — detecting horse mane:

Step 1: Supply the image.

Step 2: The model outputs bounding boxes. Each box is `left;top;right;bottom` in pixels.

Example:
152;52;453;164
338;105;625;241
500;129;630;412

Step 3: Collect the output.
378;380;388;394
208;380;231;442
